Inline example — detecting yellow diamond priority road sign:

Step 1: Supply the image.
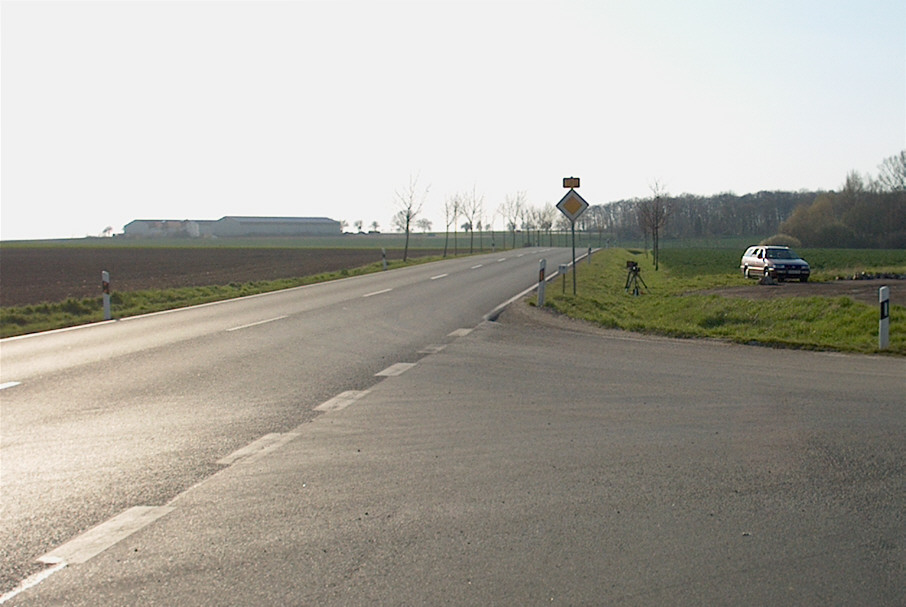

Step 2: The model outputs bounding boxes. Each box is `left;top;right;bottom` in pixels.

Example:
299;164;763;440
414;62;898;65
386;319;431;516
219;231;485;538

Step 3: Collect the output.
556;188;589;223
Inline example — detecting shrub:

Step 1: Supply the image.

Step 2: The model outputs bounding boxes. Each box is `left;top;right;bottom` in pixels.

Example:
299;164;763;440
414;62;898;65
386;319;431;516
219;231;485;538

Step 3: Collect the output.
759;234;802;247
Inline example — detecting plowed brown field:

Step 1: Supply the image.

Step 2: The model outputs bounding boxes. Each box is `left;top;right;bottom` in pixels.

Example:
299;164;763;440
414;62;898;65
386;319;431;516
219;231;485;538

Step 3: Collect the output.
0;247;440;307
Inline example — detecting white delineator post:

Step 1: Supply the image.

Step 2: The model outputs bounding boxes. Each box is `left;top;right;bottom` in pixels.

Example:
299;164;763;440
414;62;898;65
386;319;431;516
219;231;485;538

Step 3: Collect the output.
879;286;890;350
102;270;111;320
537;259;547;307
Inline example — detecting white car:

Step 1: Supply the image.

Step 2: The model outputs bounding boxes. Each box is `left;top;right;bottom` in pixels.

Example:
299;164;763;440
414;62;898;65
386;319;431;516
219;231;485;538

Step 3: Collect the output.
740;246;810;282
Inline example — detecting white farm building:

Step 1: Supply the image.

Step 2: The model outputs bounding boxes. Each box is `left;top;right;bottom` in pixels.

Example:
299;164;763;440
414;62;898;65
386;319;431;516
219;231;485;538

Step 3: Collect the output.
124;216;341;238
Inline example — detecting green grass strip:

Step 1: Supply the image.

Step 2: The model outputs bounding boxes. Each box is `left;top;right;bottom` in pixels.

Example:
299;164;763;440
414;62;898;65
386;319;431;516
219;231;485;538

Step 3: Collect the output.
540;248;905;355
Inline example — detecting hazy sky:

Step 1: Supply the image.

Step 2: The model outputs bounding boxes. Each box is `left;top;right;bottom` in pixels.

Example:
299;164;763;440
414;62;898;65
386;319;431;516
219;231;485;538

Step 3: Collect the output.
2;0;904;241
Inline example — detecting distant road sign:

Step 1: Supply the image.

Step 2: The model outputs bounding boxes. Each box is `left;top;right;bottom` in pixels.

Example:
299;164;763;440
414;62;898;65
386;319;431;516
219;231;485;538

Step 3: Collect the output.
556;188;588;222
563;177;580;188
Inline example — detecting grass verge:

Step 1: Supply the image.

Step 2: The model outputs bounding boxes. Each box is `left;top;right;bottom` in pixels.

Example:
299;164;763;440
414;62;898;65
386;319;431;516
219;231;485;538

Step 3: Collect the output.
539;248;906;356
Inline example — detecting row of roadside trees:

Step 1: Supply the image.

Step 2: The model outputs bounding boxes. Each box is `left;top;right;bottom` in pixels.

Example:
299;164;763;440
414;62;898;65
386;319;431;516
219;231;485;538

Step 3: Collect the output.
388;151;905;262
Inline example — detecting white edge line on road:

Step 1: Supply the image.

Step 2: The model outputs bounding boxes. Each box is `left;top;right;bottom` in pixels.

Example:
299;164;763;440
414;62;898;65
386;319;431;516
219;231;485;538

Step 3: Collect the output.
430;273;448;280
314;390;370;413
363;288;393;298
0;560;67;604
37;506;174;566
376;362;417;377
226;315;288;332
0;382;21;390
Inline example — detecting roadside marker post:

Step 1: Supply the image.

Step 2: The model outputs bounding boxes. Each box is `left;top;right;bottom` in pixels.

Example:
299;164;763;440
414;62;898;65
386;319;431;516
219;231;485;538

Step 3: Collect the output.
381;248;388;271
879;286;890;350
101;270;111;320
559;264;568;294
537;259;547;307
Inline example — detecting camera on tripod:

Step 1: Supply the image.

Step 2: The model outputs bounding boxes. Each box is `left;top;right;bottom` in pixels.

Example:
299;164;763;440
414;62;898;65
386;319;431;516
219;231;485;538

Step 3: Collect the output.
624;260;647;296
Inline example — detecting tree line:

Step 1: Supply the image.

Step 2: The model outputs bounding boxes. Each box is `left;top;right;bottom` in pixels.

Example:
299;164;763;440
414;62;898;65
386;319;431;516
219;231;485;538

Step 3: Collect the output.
382;151;904;261
583;150;905;250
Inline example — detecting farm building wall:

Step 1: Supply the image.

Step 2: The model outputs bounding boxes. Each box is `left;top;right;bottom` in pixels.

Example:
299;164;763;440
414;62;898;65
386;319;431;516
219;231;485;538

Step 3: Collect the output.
123;217;340;238
124;220;207;238
213;217;340;236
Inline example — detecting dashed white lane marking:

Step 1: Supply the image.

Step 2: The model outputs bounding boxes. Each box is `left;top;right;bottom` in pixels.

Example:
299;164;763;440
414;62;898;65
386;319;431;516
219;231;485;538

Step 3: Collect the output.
448;328;473;338
226;316;288;332
0;382;21;390
471;264;483;269
430;273;448;280
418;344;447;355
375;362;417;377
314;390;369;413
217;433;301;466
497;258;507;262
363;288;393;298
37;506;174;566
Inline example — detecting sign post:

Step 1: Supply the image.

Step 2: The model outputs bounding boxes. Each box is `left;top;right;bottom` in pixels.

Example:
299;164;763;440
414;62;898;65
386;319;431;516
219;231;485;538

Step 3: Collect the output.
556;182;589;295
879;286;890;350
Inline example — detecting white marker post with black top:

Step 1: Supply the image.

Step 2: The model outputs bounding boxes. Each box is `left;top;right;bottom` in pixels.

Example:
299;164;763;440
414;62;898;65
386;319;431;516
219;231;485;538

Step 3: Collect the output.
102;270;111;320
879;286;890;350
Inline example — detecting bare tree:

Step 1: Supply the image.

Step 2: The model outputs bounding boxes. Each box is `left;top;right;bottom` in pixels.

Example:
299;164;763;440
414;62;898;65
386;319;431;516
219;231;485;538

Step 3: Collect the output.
339;219;349;233
415;218;433;233
536;204;556;246
637;180;671;270
874;150;906;192
499;192;525;249
394;174;429;261
354;220;364;233
462;186;484;254
370;220;380;233
443;195;460;257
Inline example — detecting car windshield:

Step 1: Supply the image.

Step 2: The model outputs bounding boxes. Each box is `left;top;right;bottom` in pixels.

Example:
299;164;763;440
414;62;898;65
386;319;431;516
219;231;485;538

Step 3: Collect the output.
765;249;795;259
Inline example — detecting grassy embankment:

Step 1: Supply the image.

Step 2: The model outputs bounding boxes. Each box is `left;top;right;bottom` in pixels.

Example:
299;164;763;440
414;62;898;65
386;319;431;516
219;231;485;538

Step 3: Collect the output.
539;247;906;355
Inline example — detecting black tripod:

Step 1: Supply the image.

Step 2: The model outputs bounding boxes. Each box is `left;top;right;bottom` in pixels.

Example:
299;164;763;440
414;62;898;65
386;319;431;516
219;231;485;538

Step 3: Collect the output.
624;262;648;296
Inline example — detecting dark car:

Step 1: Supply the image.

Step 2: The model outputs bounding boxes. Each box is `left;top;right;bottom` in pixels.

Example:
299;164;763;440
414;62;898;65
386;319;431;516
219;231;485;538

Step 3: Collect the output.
740;245;810;282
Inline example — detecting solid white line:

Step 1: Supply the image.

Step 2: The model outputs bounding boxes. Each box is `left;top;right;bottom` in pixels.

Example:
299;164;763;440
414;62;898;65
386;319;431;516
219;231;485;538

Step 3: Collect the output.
314;390;369;412
363;288;393;298
38;506;174;566
0;382;21;390
376;362;417;377
430;273;448;280
226;315;288;332
0;560;67;604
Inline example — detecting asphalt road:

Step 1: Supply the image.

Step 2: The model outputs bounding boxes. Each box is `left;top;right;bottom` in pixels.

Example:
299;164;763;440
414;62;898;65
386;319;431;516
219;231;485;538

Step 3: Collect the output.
0;247;576;597
3;300;904;605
